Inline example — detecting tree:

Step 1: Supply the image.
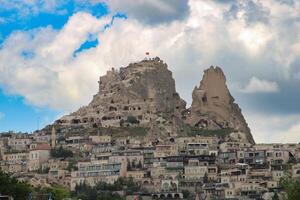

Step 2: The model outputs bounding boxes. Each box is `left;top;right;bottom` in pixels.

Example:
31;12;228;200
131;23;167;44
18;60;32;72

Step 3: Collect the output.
126;116;139;124
280;172;300;200
67;159;78;171
51;146;73;158
48;185;70;200
182;190;190;199
72;182;126;200
0;170;32;200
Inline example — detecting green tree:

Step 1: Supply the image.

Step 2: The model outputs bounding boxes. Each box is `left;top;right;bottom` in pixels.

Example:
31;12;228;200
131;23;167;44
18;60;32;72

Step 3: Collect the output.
126;116;139;124
280;172;300;200
51;146;73;158
182;190;190;199
48;185;70;200
67;159;78;171
72;182;126;200
0;170;32;200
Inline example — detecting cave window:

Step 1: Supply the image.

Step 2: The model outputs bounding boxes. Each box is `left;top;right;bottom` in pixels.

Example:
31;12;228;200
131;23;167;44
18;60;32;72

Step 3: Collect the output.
109;106;117;111
102;116;108;120
111;99;114;104
72;119;80;124
124;106;129;111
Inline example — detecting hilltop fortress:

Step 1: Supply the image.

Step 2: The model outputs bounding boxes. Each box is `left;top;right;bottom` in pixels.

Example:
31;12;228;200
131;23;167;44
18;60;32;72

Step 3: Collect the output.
54;57;255;144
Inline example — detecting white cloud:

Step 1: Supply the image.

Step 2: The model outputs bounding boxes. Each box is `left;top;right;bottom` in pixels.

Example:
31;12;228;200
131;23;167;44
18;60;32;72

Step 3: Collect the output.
241;77;279;93
277;122;300;143
0;0;64;17
247;112;300;143
0;12;111;111
0;0;299;141
0;0;299;122
103;0;189;25
0;112;5;120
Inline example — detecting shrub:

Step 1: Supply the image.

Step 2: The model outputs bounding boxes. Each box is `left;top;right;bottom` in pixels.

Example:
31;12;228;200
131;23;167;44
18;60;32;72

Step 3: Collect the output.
51;146;73;158
126;116;139;124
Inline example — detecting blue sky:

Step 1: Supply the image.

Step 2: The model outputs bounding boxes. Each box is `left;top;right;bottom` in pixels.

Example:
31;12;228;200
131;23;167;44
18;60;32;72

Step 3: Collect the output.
0;1;108;132
0;0;300;143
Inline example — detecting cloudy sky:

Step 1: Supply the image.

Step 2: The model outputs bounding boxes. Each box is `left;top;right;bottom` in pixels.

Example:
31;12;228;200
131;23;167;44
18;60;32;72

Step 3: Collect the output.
0;0;300;143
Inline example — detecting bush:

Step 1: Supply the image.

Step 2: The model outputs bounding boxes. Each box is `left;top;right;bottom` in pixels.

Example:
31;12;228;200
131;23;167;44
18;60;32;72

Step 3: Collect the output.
73;182;126;200
67;159;78;171
0;170;32;200
182;190;190;199
280;172;300;200
34;185;70;200
51;146;73;158
126;116;139;124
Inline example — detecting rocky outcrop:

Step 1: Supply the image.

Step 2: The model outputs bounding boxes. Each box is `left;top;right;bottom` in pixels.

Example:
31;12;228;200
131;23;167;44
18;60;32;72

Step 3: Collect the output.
185;66;255;144
53;58;255;144
55;57;186;137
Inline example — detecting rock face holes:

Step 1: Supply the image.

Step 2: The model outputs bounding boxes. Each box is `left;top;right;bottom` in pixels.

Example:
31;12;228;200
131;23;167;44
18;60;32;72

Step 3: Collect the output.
109;106;117;111
71;119;80;124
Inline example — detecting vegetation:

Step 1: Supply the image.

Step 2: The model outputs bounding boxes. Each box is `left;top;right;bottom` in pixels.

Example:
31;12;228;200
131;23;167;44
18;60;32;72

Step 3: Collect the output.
33;185;70;200
67;159;78;171
0;170;32;200
99;126;149;137
280;173;300;200
184;125;233;137
51;146;73;158
126;116;140;124
182;190;191;199
72;177;141;200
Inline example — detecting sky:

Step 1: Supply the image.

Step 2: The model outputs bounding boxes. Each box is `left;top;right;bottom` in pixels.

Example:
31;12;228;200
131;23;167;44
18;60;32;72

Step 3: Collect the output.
0;0;299;143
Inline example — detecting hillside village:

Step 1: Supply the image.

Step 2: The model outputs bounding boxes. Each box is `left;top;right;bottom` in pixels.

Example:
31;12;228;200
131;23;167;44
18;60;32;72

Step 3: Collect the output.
0;58;299;200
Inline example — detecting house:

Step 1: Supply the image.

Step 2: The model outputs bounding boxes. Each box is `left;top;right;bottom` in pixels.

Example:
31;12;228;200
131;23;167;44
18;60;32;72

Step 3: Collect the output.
70;161;121;190
27;143;51;171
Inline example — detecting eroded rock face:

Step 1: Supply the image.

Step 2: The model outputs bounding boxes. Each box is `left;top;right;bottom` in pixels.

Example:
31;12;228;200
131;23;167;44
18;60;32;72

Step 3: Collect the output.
55;57;186;137
185;66;255;144
54;59;255;144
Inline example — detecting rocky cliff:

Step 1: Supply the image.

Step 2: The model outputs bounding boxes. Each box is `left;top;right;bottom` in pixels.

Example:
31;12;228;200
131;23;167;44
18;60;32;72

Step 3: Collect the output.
185;66;255;144
55;57;186;138
54;58;255;144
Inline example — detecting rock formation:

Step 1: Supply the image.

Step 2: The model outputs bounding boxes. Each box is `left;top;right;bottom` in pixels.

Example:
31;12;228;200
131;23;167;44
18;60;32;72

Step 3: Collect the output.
55;57;186;137
53;58;255;144
185;66;255;144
